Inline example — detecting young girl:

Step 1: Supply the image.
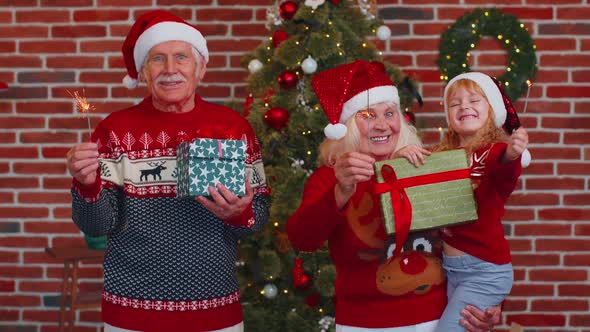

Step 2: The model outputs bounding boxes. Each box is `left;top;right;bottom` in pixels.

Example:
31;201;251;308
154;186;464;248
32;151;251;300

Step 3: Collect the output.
433;72;530;331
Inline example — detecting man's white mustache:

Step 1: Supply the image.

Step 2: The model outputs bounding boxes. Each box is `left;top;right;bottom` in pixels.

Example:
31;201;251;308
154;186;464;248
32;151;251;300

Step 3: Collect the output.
156;74;187;83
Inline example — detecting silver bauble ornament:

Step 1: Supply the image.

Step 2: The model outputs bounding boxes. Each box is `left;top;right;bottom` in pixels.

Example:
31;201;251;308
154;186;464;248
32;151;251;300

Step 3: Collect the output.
376;25;392;40
248;59;263;74
263;283;278;299
301;56;318;74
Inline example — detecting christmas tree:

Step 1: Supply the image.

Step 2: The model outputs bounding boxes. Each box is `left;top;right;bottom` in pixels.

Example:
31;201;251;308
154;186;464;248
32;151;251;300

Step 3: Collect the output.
237;1;419;330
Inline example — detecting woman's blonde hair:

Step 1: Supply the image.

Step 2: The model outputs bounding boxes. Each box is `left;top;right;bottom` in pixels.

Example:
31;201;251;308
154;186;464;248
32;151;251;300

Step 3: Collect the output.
433;79;507;153
318;101;422;166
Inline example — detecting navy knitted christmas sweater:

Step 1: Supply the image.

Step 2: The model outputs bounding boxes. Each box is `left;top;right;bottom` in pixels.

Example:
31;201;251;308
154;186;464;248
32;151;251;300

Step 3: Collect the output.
71;95;270;331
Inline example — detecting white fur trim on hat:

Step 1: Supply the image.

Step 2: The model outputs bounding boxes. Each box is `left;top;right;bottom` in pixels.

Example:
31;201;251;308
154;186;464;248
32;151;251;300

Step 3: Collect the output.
324;123;347;140
444;72;506;128
341;85;399;124
133;21;209;74
122;75;138;89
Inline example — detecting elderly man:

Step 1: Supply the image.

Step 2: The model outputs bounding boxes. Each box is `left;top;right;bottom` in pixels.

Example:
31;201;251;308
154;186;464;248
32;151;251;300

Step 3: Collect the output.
66;10;269;332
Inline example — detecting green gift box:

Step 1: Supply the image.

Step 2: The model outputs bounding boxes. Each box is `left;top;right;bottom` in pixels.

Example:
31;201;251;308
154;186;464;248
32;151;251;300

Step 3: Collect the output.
374;149;478;235
176;138;246;197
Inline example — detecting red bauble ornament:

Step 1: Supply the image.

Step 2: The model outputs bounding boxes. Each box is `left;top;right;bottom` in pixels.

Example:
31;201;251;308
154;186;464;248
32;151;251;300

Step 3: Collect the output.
279;1;298;20
278;70;298;89
404;110;416;126
264;107;290;130
264;89;275;104
292;257;312;290
272;30;289;48
330;0;340;4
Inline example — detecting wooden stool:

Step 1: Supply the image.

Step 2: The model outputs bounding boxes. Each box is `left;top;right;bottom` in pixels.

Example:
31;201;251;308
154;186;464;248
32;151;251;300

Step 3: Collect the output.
46;247;104;332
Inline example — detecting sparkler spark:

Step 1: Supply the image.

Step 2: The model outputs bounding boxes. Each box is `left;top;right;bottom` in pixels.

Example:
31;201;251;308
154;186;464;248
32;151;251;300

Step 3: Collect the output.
68;89;95;138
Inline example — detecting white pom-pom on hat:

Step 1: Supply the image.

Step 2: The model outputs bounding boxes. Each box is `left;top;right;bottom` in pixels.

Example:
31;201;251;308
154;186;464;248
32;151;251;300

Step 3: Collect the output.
122;75;138;90
521;148;531;168
324;123;347;140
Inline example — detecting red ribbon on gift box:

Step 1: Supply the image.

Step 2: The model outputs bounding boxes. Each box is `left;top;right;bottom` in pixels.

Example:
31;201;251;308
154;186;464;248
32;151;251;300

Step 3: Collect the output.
373;164;470;258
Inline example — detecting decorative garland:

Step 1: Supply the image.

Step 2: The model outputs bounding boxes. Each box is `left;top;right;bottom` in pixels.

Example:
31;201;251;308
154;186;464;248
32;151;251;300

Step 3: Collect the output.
436;8;537;101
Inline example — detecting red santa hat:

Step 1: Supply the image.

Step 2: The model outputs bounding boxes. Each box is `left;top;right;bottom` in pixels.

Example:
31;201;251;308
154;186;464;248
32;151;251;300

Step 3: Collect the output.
311;60;399;140
121;10;209;89
443;72;531;167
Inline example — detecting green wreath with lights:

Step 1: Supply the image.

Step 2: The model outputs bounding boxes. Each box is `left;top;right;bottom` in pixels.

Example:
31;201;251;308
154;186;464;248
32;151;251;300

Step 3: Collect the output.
436;8;537;101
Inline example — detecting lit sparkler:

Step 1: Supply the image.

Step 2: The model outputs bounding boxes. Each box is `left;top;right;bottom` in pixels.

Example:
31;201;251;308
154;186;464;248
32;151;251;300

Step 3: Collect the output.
68;89;95;138
523;80;532;113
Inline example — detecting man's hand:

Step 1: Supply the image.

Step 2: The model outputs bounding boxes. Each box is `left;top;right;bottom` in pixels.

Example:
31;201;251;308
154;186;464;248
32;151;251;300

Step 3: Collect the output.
393;145;431;167
66;143;99;185
505;127;529;162
195;179;254;221
460;305;501;332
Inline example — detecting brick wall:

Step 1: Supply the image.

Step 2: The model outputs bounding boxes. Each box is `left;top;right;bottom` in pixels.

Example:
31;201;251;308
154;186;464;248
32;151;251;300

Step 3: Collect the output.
0;0;588;331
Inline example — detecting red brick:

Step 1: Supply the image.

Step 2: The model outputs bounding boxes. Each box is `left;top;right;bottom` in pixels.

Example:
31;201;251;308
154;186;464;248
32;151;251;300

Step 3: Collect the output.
0;251;18;263
18;192;71;204
109;24;132;37
0;132;15;143
43;177;72;190
559;284;590;297
46;56;104;69
528;147;580;161
0;236;49;248
0;266;43;278
0;280;15;292
514;223;571;236
19;281;61;293
51;86;108;98
0;56;42;68
41;146;70;159
73;9;128;21
47;266;102;279
80;40;124;53
196;8;252;21
13;162;66;175
575;101;590;113
564;254;590;266
107;55;125;69
0;87;47;99
16;101;72;114
24;221;79;234
529;269;587;282
537;238;590;251
511;253;560;266
79;71;126;84
558;163;590;175
504;208;535;221
505;314;566;327
0;295;40;307
97;0;152;5
547;86;590;99
52;25;107;38
19;40;76;54
231;23;266;37
40;0;93;5
48;116;102;130
566;193;590;205
0;11;12;23
207;39;263;53
508;193;559;206
0;26;48;38
0;310;19;321
570;314;590;327
510;284;554;297
20;132;78;144
0;177;39;188
53;207;72;219
22;309;60;322
0;207;48;218
539;23;590;35
508;239;532;251
0;41;15;52
195;24;229;38
527;178;585;190
535;38;577;51
541;54;590;67
15;10;69;22
0;147;38;158
497;6;553;19
0;163;8;174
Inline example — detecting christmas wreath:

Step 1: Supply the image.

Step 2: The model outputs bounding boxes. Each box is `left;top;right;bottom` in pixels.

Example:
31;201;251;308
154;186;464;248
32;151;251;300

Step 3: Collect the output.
436;8;537;101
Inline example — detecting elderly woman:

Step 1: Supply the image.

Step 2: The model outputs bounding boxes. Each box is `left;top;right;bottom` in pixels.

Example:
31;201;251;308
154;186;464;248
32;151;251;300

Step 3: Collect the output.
286;60;499;332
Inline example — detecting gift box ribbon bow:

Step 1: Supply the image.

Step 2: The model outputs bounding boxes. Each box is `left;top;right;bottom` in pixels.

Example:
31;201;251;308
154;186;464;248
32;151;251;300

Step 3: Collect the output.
373;164;470;258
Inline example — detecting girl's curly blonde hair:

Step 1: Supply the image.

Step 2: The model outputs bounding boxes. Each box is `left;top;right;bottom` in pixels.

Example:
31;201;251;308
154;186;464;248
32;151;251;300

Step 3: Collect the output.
432;79;508;154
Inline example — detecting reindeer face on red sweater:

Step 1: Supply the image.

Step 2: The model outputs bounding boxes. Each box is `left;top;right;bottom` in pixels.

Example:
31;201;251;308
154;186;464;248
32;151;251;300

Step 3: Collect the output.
376;231;445;296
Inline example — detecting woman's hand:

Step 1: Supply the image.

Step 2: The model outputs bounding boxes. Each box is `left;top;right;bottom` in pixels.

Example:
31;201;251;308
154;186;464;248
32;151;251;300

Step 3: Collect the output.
505;127;529;162
393;145;431;167
460;304;501;332
333;152;374;209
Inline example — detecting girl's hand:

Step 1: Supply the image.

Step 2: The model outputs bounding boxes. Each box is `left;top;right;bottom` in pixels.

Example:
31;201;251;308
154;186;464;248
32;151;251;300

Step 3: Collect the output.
460;305;501;332
393;145;431;167
333;152;375;209
505;127;529;162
